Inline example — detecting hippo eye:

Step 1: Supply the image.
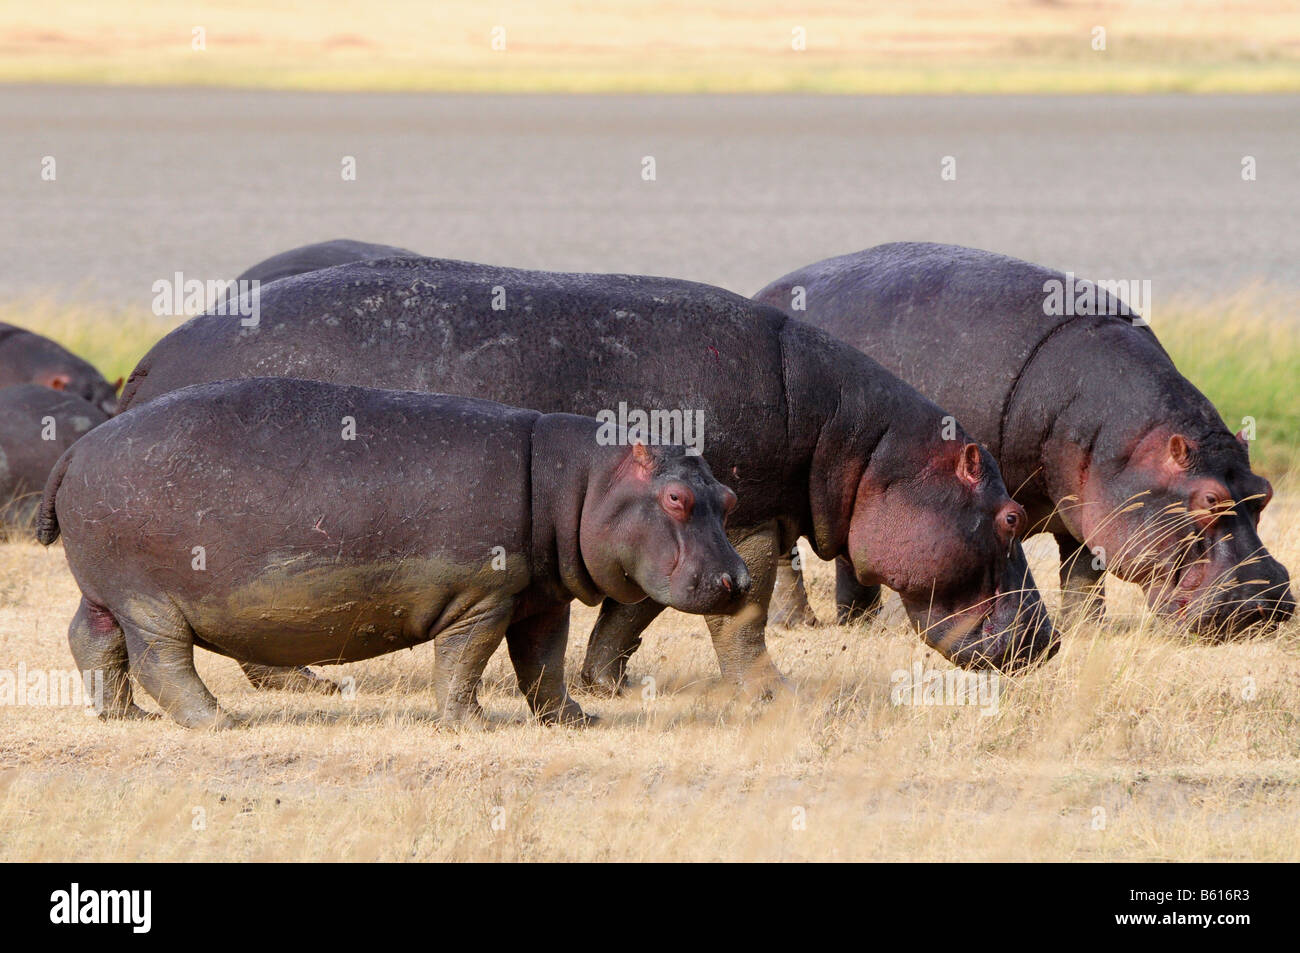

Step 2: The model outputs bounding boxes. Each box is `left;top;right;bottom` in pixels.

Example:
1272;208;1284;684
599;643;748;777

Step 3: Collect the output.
660;484;694;523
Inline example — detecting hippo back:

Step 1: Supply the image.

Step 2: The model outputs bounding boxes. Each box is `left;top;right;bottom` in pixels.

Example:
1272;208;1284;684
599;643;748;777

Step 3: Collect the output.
122;257;804;529
235;239;422;286
0;384;108;523
754;242;1170;459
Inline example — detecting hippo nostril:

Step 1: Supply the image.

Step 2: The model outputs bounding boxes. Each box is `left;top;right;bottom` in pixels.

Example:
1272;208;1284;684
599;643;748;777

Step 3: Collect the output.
720;573;732;593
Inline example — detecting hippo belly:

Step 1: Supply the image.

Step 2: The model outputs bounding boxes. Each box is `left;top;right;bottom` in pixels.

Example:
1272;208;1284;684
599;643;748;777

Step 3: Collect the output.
186;555;507;667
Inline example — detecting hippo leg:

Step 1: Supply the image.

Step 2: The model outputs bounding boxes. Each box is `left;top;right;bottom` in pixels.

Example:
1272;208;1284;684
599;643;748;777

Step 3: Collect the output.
117;605;234;730
238;661;341;695
1056;532;1105;622
579;598;667;697
703;520;788;697
432;610;510;725
770;547;820;628
506;604;590;726
834;555;883;624
67;598;154;720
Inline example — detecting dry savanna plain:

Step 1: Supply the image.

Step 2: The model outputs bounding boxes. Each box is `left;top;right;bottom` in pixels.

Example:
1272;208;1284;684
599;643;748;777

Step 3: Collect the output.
0;294;1298;862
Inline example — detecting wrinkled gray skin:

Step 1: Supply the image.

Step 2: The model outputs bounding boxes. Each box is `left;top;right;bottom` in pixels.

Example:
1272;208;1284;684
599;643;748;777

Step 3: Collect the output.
0;384;108;526
756;242;1295;636
39;378;748;728
224;239;422;691
120;257;1060;694
0;323;121;415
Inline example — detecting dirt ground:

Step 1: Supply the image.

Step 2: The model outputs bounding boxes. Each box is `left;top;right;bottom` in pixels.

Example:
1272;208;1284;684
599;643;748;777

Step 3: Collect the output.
2;488;1297;861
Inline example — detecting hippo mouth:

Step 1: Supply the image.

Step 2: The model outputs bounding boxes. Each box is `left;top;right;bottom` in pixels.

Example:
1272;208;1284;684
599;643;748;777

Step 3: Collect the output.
1150;549;1295;637
911;581;1060;674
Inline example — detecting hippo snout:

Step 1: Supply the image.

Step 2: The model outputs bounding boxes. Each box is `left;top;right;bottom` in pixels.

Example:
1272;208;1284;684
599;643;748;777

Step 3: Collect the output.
719;567;752;597
944;600;1062;674
697;564;751;610
1194;579;1296;638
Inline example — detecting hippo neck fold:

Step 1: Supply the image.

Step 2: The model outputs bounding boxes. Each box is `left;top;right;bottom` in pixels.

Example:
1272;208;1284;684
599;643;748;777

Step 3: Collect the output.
780;320;937;560
528;413;608;607
1022;320;1241;523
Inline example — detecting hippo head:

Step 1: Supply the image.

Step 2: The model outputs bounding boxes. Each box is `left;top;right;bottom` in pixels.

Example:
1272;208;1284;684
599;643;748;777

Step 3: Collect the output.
845;442;1061;672
39;367;123;416
581;443;750;614
1075;428;1293;636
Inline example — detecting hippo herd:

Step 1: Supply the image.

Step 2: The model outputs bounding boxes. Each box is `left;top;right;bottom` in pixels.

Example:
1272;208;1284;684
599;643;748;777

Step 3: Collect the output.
0;239;1290;729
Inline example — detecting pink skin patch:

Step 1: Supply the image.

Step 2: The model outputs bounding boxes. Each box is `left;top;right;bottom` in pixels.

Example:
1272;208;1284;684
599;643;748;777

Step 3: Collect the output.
86;603;118;633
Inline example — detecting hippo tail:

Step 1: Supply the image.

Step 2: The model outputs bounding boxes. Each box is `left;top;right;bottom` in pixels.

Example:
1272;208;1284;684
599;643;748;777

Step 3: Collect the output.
35;447;74;545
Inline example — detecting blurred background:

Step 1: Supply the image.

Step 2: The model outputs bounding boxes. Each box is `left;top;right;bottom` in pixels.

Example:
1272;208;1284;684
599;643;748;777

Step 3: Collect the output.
1;1;1298;470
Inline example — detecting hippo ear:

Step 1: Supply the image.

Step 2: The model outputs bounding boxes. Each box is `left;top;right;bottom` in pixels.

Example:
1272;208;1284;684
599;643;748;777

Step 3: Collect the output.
1235;429;1251;461
956;443;983;487
44;373;70;392
628;441;656;480
113;377;125;394
1168;434;1194;470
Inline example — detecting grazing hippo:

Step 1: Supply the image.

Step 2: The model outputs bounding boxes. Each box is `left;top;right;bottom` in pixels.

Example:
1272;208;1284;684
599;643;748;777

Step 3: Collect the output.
38;377;748;728
234;239;421;286
755;242;1295;635
119;257;1060;695
0;323;121;415
0;385;108;526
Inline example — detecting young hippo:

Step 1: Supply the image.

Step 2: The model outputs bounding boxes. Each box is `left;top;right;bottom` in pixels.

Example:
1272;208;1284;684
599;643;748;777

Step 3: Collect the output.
0;384;108;526
0;323;122;415
38;378;747;728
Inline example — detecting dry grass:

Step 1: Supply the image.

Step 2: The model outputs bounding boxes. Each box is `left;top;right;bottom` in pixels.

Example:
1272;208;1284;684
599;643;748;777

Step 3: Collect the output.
2;287;1298;860
1;489;1297;861
3;1;1300;93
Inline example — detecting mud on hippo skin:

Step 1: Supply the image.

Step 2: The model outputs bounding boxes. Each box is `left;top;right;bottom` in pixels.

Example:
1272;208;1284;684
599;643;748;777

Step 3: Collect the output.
755;242;1294;637
0;323;122;415
39;378;747;729
117;256;1060;692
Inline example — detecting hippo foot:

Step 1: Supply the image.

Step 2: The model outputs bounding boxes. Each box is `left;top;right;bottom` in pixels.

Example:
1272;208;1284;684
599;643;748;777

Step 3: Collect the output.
749;673;794;704
721;671;794;705
242;663;341;695
98;703;161;722
536;699;596;727
1058;602;1105;630
172;709;242;731
576;668;627;698
436;702;489;730
771;604;821;629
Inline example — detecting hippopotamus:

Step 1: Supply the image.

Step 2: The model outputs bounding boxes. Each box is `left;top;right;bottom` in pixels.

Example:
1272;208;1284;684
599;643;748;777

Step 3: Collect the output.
118;257;1060;695
38;377;748;728
0;323;121;415
0;384;108;526
755;242;1295;635
233;239;421;286
223;239;423;690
